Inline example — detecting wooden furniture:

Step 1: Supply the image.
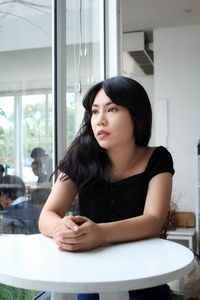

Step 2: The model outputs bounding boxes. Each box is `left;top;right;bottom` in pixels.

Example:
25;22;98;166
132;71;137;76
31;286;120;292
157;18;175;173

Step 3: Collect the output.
175;211;195;228
0;234;194;300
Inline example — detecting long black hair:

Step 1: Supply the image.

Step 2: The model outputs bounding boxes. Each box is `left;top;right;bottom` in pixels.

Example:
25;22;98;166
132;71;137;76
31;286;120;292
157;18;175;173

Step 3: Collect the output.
56;76;152;190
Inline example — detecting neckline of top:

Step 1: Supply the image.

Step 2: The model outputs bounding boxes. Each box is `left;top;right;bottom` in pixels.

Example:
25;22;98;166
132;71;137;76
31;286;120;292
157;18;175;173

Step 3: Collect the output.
104;146;163;184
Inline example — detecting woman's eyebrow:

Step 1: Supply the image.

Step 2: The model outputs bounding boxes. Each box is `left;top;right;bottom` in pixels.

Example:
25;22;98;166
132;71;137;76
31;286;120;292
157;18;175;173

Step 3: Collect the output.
92;101;113;107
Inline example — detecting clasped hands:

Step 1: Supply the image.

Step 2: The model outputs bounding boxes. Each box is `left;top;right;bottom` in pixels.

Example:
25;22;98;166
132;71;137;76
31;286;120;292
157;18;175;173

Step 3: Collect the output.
53;215;104;252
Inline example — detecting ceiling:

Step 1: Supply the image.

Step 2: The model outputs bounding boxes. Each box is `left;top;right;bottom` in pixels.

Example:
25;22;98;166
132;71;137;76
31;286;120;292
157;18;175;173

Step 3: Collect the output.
122;0;200;40
121;0;200;74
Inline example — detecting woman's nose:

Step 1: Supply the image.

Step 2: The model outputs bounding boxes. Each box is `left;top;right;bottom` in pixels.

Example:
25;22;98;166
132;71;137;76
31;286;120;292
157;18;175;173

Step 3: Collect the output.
97;112;106;125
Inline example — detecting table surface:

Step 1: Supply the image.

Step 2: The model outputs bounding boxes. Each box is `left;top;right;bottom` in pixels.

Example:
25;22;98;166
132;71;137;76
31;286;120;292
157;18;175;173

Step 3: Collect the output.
0;234;194;294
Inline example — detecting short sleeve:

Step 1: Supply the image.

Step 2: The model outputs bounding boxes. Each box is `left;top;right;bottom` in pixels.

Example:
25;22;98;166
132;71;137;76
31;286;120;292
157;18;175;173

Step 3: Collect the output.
146;146;175;182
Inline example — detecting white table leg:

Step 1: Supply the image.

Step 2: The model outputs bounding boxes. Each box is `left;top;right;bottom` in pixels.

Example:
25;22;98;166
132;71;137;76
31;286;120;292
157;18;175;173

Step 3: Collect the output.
177;278;184;293
99;291;129;300
51;292;76;300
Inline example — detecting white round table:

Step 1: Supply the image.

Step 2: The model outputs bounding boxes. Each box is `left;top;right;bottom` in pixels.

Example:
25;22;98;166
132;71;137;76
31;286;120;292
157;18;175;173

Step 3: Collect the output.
0;234;194;300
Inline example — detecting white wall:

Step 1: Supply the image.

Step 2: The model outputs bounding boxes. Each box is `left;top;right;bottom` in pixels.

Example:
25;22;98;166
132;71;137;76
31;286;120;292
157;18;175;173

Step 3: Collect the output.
154;25;200;211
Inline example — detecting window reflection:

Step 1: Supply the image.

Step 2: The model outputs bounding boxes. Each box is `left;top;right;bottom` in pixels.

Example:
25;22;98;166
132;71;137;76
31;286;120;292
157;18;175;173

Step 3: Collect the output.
0;0;53;190
0;174;41;234
23;93;53;182
0;97;14;175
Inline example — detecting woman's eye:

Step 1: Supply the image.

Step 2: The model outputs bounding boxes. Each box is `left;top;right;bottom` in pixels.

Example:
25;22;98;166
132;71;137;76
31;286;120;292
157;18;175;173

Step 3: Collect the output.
108;107;118;112
91;109;98;115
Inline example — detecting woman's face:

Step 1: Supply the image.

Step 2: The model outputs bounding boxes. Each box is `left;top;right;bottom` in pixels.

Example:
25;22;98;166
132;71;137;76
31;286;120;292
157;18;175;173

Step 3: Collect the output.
91;89;134;150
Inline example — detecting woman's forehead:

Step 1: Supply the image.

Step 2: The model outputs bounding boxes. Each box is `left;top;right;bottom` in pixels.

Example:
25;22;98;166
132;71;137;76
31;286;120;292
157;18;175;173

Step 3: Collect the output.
93;89;112;106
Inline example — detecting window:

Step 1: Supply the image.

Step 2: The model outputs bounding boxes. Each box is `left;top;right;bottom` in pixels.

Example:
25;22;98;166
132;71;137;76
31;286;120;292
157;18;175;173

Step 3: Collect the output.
0;1;53;185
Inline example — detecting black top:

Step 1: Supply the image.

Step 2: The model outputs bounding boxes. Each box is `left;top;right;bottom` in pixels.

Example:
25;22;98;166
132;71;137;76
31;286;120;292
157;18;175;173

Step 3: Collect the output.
79;146;174;223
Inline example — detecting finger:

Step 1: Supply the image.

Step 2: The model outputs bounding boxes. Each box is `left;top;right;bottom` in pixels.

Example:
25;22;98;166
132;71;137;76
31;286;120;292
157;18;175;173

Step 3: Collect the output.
54;226;85;242
63;216;79;232
58;243;84;252
55;233;86;248
70;215;88;225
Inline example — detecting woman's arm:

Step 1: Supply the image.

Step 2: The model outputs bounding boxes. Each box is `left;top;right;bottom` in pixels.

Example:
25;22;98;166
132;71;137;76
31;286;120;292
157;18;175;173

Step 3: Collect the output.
38;174;78;237
100;172;172;244
54;172;173;251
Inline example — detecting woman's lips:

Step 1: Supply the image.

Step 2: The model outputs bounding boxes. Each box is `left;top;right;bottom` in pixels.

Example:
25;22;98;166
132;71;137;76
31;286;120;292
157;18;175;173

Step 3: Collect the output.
97;130;110;138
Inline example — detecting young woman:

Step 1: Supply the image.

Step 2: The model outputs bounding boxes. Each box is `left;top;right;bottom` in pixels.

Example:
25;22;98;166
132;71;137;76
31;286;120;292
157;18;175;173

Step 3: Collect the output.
39;76;174;300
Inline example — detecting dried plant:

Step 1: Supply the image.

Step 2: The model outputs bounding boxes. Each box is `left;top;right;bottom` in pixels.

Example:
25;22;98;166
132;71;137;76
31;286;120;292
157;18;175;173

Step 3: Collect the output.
160;190;182;239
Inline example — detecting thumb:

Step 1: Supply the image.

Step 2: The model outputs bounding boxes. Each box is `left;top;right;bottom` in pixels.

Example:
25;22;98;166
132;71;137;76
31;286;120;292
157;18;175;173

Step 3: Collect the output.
70;215;88;225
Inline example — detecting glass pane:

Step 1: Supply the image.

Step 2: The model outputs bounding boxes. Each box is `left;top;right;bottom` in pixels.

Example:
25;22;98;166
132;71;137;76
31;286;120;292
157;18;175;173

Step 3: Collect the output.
66;0;104;145
0;97;14;174
66;92;76;144
23;94;53;183
0;0;52;239
0;2;52;296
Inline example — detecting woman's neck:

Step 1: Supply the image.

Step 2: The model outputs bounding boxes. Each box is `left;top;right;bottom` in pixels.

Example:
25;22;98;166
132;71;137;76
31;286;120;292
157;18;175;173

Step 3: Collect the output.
107;144;148;181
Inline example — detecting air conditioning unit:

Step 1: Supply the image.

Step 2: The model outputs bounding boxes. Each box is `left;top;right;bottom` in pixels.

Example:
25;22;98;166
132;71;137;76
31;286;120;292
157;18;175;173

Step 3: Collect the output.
123;31;154;75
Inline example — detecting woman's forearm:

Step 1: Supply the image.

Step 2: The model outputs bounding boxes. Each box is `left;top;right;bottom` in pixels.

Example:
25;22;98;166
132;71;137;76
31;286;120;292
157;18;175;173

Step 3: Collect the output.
99;215;162;245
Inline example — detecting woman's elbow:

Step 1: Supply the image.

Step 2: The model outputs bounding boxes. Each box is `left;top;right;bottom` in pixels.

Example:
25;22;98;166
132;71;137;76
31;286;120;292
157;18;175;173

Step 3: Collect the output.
147;215;164;238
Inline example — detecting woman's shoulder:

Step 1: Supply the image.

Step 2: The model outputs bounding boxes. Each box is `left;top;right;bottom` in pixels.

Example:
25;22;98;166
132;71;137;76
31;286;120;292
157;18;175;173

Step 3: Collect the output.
146;146;175;178
151;145;173;158
143;146;171;165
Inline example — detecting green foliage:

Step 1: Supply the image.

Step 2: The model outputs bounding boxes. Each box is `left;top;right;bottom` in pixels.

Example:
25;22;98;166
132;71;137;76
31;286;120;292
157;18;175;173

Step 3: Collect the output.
0;284;40;300
23;99;53;161
0;93;76;175
0;106;14;165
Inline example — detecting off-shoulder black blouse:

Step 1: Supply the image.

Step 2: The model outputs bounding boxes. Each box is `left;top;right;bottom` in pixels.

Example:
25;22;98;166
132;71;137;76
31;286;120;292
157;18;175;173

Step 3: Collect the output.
78;146;175;223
